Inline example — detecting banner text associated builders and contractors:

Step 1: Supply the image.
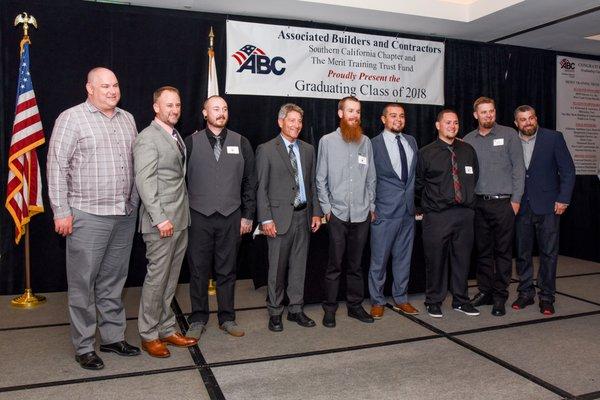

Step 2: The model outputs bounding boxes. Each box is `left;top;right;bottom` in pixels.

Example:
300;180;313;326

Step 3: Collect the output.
226;20;445;105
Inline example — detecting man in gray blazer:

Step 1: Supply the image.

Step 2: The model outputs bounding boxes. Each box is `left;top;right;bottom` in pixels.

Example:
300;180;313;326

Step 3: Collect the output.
368;103;419;319
256;103;323;332
134;86;197;358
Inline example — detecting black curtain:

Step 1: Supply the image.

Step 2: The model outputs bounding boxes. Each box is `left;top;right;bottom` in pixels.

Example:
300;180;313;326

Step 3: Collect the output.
1;0;599;294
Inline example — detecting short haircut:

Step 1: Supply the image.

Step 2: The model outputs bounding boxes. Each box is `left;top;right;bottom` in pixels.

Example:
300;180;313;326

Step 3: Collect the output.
514;105;536;119
153;86;179;103
338;96;360;111
203;95;226;110
473;96;495;112
382;103;405;116
437;108;458;122
278;103;304;120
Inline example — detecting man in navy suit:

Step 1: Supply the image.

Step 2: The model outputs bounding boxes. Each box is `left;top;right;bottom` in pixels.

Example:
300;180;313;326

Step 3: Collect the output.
368;103;419;319
512;105;575;315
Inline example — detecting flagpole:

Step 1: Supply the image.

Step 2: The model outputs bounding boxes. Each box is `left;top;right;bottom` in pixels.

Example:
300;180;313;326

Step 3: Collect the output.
207;26;217;296
10;12;46;308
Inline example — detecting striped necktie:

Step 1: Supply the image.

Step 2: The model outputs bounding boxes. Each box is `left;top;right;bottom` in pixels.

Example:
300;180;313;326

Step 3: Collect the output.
288;144;302;207
214;136;222;161
447;145;463;204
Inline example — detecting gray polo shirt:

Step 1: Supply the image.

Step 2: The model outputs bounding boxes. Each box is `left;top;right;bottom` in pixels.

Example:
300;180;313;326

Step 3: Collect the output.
463;123;525;203
316;128;376;223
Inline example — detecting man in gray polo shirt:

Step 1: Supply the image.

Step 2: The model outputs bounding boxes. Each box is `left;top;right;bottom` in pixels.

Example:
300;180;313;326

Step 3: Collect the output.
463;97;525;316
316;96;376;328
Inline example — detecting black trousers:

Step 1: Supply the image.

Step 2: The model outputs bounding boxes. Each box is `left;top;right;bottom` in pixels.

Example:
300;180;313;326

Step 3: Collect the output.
474;197;515;302
422;207;474;308
323;214;370;313
515;201;560;303
187;208;241;325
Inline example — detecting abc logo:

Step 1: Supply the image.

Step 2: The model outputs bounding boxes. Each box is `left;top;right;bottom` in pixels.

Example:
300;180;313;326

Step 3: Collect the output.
237;55;286;75
560;59;575;70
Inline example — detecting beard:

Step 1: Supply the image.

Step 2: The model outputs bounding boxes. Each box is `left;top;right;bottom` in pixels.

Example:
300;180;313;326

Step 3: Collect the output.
479;120;494;129
340;118;363;143
520;124;537;136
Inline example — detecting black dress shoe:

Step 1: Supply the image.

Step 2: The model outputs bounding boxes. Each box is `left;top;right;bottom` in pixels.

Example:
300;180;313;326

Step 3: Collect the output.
99;340;141;356
491;300;506;316
322;311;336;328
75;351;104;370
471;292;494;307
268;315;283;332
348;306;375;323
511;296;534;310
287;312;316;327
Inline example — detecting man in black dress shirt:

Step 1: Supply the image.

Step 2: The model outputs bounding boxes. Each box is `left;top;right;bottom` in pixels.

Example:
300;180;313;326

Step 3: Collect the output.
185;96;256;338
415;109;480;318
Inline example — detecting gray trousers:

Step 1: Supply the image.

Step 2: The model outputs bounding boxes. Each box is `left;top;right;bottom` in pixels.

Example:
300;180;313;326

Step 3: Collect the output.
138;229;188;341
267;209;309;316
67;209;136;355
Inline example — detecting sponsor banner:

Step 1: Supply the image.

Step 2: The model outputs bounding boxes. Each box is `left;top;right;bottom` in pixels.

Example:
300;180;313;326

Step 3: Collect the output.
556;56;600;175
225;20;444;105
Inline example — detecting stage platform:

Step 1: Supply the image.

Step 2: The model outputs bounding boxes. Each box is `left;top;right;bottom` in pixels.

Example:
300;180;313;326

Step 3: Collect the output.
1;256;599;400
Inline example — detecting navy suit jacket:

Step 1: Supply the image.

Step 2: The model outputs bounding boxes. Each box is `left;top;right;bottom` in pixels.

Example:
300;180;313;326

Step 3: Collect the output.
372;131;418;218
520;127;575;215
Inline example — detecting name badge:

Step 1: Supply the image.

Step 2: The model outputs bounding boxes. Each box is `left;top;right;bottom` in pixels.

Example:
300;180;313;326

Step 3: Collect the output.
493;138;504;146
358;155;367;165
226;146;240;154
465;166;474;174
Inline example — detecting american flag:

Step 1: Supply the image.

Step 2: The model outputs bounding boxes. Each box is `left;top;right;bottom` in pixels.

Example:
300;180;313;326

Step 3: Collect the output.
231;44;265;65
5;42;45;244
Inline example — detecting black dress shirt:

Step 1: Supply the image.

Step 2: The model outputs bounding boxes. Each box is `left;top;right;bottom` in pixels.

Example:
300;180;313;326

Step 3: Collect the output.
185;128;257;220
415;138;479;213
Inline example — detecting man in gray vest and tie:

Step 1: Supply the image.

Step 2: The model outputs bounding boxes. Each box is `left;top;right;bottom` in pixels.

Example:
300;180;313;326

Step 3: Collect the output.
185;96;256;338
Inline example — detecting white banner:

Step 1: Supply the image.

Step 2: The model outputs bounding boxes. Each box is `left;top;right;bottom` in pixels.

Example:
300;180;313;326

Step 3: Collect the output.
225;20;444;105
556;56;600;175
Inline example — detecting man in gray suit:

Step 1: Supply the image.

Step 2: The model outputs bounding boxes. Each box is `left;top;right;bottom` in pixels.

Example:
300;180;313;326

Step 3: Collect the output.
368;103;419;319
256;103;323;332
134;86;197;358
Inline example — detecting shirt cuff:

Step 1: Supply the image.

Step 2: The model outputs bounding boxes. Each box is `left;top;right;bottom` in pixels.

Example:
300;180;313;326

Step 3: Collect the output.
52;206;72;220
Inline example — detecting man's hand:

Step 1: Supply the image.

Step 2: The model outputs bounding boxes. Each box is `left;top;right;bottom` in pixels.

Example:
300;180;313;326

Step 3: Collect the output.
371;211;377;222
54;215;74;237
554;202;568;215
240;218;253;235
261;222;277;238
325;213;331;222
157;220;174;238
511;201;520;215
311;216;322;233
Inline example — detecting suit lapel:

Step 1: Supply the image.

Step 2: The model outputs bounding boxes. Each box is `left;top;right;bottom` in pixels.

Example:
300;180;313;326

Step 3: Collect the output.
378;135;401;181
298;141;310;187
527;130;543;171
153;122;184;169
275;137;296;178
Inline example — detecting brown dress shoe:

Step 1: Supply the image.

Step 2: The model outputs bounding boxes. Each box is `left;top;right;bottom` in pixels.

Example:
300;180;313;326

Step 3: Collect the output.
394;302;419;315
370;305;384;319
161;332;198;347
142;339;170;358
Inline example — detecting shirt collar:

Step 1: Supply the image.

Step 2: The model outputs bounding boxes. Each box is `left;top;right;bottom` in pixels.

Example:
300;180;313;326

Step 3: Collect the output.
476;123;497;137
280;134;297;149
152;118;175;135
85;99;121;117
519;129;537;142
383;129;404;140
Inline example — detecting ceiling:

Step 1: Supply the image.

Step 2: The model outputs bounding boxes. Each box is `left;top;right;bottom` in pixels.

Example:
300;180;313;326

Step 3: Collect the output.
100;0;600;56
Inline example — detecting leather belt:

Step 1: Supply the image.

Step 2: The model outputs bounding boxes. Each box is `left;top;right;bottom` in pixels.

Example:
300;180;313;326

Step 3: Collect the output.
293;203;307;211
477;194;511;200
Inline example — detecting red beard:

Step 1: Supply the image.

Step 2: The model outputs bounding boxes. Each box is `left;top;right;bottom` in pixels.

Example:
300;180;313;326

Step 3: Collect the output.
340;118;363;143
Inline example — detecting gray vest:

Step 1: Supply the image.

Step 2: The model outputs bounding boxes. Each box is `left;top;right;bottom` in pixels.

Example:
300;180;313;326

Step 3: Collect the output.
187;129;245;216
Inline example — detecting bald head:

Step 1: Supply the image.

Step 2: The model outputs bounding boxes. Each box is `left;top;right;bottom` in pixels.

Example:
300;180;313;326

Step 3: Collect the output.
202;96;228;133
86;67;120;116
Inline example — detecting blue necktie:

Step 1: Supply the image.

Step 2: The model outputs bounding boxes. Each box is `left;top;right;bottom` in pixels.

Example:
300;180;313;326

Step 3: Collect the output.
396;135;408;183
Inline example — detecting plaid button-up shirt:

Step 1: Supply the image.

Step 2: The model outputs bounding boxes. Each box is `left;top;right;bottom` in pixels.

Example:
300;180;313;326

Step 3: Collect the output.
47;100;139;219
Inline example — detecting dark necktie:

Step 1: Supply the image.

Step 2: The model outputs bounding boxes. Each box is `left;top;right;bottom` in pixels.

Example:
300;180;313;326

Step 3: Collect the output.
213;136;222;161
447;145;463;204
288;144;302;207
172;131;184;157
396;135;408;184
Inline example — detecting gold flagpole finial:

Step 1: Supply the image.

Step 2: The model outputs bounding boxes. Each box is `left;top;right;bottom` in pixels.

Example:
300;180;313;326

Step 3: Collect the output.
14;12;38;52
209;27;215;49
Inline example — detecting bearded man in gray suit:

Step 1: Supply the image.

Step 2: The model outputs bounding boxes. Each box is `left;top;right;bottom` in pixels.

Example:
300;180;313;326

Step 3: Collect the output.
134;86;197;358
256;103;322;332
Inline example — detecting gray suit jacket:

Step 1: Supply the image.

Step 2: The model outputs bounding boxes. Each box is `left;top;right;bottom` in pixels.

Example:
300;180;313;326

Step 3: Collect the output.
256;135;322;236
133;120;190;234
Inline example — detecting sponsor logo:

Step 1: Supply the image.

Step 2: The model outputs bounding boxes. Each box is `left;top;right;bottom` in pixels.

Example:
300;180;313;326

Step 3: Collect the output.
232;44;286;75
560;58;575;70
